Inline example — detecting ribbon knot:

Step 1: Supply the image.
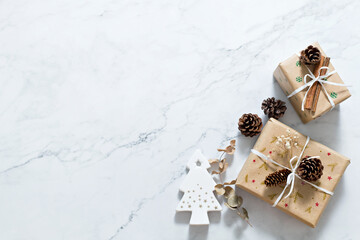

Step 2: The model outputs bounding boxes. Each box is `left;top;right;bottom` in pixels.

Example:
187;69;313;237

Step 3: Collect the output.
286;173;295;185
251;136;333;207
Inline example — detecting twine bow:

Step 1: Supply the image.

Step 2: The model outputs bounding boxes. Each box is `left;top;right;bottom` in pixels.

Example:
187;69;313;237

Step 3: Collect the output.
287;56;349;111
251;136;333;207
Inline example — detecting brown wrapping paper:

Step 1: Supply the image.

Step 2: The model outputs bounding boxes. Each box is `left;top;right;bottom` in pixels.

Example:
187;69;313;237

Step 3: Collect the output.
274;42;351;123
236;118;350;227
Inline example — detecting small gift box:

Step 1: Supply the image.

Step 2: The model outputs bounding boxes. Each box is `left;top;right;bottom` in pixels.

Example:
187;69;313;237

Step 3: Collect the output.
236;118;350;227
274;42;351;123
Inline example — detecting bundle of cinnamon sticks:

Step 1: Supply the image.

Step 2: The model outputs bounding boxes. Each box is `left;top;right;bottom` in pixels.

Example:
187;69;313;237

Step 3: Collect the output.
304;56;331;112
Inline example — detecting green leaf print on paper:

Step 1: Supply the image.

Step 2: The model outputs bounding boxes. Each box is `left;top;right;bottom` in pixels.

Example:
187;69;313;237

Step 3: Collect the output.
330;92;337;98
296;61;301;67
296;76;302;82
327;163;338;172
268;193;278;200
290;191;303;203
259;163;268;171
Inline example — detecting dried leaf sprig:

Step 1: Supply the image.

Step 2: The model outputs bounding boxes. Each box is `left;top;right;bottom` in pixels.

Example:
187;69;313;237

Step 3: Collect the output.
217;139;236;155
209;140;252;227
209;140;235;182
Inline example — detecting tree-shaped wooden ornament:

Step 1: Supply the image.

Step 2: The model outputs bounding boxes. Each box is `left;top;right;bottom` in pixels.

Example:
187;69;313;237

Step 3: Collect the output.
176;149;222;225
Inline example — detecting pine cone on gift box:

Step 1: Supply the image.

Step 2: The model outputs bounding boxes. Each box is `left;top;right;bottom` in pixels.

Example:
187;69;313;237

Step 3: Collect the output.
300;45;321;65
238;113;262;137
265;169;291;187
261;97;287;119
296;157;324;182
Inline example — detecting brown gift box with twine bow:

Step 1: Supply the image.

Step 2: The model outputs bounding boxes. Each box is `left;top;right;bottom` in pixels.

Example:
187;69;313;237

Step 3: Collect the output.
274;42;351;123
236;118;350;227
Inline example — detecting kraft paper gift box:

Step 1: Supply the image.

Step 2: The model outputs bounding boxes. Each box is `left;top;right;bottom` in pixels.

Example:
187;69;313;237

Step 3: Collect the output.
274;42;351;123
236;118;350;227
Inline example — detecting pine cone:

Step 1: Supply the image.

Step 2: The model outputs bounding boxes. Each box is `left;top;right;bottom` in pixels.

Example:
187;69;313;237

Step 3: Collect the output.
300;45;321;65
296;157;324;182
261;97;287;119
238;113;262;137
265;169;291;187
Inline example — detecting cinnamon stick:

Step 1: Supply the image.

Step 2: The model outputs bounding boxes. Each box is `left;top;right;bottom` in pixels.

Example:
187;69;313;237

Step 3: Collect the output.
304;56;325;110
311;57;330;112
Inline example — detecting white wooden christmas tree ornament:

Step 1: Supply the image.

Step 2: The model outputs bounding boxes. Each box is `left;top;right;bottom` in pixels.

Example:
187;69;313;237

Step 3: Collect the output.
176;149;222;225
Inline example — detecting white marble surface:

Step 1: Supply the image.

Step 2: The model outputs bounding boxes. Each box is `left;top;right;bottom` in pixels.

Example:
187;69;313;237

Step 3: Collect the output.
0;0;359;239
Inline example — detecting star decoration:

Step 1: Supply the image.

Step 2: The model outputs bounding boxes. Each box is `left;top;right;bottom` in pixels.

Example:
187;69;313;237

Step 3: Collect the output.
328;176;332;181
315;202;319;207
328;152;331;156
269;151;272;154
253;159;256;163
252;179;255;183
285;203;288;207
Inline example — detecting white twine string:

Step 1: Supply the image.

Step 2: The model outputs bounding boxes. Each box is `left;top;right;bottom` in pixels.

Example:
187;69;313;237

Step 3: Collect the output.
251;136;333;207
287;54;350;111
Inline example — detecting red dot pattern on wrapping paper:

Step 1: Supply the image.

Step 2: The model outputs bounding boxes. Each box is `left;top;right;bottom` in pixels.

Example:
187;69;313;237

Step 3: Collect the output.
328;176;332;181
269;151;272;154
328;152;331;156
285;203;288;207
315;202;319;207
252;179;255;183
253;159;256;163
